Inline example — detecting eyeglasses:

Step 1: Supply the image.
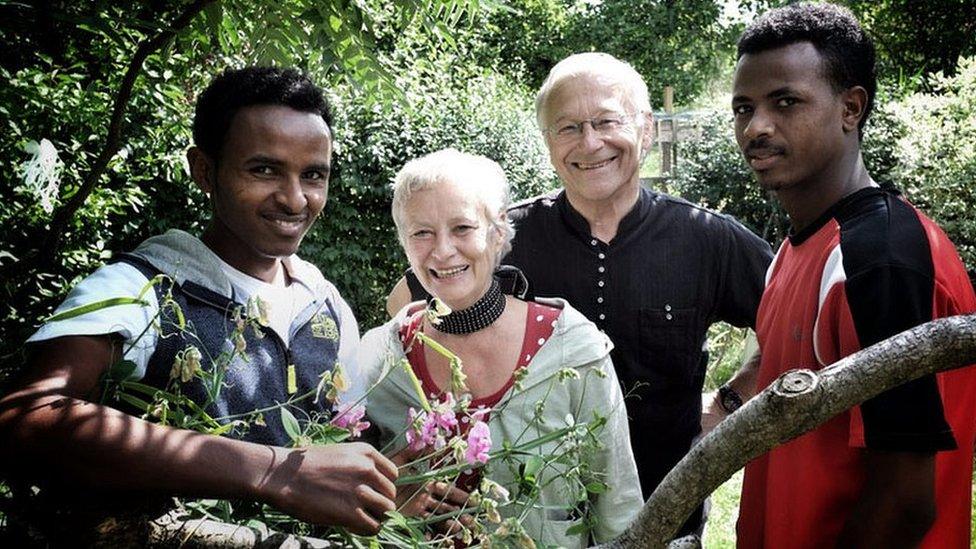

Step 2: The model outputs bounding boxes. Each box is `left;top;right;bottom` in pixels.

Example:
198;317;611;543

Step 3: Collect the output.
543;113;639;142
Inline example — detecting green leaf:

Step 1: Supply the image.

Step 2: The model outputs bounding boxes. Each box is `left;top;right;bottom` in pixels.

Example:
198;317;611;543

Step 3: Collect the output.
523;454;543;482
208;420;241;436
280;407;301;443
46;296;149;322
137;274;167;300
565;522;589;536
106;359;138;381
585;481;608;494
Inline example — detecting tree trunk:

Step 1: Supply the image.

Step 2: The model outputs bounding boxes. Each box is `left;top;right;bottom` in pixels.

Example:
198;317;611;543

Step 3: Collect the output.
596;313;976;549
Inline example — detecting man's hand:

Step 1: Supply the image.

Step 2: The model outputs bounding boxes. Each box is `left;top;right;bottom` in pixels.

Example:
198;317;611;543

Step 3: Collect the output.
700;391;728;436
700;343;762;437
260;442;398;535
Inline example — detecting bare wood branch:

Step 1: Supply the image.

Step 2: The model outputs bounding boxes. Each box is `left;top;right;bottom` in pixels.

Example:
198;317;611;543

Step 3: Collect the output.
596;313;976;549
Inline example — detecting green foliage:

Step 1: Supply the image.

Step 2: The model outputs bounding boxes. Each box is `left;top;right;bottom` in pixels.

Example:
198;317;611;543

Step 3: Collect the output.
741;0;976;94
467;0;578;88
703;323;752;391
0;38;208;370
570;0;736;102
307;53;556;327
670;55;976;275
868;57;976;269
465;0;737;101
844;0;976;86
670;111;788;243
702;469;743;548
0;0;490;374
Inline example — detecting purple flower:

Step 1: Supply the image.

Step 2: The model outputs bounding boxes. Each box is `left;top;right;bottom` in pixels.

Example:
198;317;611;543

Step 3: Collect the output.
331;404;370;439
405;407;439;451
464;420;492;465
405;408;426;451
470;406;490;423
432;393;459;431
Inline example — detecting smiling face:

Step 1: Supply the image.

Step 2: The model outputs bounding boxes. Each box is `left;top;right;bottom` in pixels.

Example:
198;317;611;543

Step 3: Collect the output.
400;179;503;311
541;74;652;212
193;104;332;279
732;42;850;194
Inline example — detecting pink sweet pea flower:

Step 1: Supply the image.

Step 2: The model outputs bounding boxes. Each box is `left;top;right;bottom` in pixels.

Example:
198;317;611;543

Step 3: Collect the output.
470;406;490;423
406;407;441;451
331;404;370;439
432;394;459;431
464;420;492;465
405;407;427;451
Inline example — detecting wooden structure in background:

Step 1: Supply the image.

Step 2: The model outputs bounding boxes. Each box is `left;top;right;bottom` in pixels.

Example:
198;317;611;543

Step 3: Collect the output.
658;85;677;175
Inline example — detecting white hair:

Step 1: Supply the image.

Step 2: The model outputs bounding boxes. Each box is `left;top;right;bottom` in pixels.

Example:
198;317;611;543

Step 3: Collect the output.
535;52;652;129
391;148;515;262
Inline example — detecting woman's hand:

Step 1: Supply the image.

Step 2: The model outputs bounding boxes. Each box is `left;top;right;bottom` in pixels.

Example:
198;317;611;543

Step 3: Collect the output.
397;480;470;518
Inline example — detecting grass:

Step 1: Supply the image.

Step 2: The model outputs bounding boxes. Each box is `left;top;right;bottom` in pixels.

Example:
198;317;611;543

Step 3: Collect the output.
703;470;742;548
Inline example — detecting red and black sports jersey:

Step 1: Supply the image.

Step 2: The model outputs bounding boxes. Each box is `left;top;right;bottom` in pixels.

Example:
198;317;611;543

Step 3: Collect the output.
738;187;976;548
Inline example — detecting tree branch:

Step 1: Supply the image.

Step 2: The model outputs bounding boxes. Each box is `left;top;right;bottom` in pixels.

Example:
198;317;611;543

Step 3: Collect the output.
72;315;976;547
597;313;976;548
34;0;216;270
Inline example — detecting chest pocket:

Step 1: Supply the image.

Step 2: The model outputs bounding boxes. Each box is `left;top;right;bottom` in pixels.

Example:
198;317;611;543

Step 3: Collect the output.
637;306;700;390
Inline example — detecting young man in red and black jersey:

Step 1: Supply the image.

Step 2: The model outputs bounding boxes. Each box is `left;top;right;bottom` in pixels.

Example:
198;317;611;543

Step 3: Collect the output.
724;3;976;547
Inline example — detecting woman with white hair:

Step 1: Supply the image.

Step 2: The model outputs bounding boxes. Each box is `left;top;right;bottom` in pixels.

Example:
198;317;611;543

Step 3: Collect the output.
358;148;642;547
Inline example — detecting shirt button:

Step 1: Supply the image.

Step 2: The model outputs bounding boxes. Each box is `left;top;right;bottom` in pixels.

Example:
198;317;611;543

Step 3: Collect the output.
665;304;672;312
598;280;605;287
590;239;598;246
598;266;605;273
597;297;604;303
598;253;606;259
598;313;606;320
666;313;673;321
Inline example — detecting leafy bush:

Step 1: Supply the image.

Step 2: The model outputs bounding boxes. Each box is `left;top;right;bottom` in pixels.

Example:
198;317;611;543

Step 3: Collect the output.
671;55;976;273
669;110;788;244
871;57;976;269
0;5;556;368
309;56;557;328
0;52;210;371
468;0;737;101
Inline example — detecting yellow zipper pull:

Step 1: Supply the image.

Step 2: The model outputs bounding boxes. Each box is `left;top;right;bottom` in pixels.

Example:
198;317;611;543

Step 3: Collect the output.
287;364;298;395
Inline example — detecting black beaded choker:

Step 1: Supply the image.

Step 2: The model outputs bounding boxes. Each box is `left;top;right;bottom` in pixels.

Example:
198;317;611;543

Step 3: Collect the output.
432;278;506;335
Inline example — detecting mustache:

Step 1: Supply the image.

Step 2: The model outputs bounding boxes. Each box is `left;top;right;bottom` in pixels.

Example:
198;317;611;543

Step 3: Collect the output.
744;138;785;157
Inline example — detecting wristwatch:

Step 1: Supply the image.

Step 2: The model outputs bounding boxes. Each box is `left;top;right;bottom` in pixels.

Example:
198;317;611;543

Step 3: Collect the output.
718;384;744;414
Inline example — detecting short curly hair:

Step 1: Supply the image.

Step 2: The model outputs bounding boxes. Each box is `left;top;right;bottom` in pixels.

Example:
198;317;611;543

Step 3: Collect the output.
391;148;515;265
738;2;876;135
192;66;333;159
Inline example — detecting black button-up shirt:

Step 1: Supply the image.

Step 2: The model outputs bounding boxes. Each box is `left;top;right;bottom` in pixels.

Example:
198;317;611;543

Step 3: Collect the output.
503;187;773;498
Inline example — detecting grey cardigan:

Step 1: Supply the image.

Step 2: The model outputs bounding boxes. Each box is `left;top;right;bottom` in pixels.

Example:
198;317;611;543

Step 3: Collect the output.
357;298;642;547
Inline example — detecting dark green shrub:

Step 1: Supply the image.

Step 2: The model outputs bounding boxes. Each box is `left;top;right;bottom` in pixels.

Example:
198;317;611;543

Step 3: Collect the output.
669;110;788;244
306;58;557;328
0;54;210;370
870;57;976;269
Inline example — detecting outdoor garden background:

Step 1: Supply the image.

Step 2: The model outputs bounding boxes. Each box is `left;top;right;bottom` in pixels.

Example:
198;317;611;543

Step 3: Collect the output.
1;0;975;546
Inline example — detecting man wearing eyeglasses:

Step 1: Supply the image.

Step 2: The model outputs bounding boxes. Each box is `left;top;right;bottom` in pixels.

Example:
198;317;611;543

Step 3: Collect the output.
389;52;772;538
507;53;772;537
